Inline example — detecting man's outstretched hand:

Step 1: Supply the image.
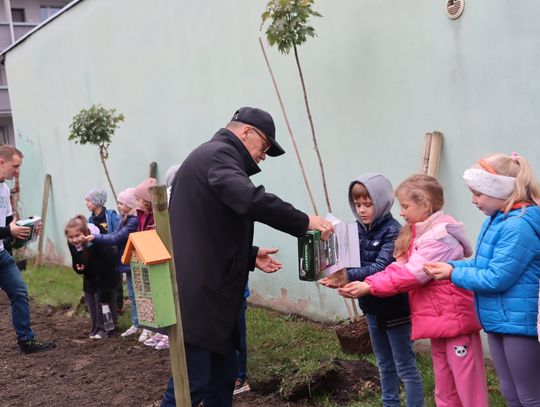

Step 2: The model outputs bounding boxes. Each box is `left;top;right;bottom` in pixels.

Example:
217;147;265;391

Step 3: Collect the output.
255;247;283;273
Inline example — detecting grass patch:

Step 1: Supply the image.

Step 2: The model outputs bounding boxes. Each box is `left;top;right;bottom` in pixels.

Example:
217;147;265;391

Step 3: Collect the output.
24;263;82;308
247;307;355;384
247;305;507;406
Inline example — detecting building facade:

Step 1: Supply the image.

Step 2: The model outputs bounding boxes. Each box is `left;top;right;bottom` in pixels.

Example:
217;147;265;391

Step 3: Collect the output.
0;0;69;144
2;0;540;323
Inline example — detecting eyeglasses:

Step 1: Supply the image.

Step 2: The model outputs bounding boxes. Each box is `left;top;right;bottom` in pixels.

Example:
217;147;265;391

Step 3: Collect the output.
249;127;271;153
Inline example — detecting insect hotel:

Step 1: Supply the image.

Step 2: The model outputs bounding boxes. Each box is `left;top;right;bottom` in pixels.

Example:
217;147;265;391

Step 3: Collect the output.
121;230;176;328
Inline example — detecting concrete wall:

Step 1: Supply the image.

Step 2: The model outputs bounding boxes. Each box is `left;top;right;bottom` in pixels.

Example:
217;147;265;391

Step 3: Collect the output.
4;0;540;321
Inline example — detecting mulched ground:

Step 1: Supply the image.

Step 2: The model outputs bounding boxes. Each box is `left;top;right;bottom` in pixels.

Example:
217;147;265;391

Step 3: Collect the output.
0;293;379;406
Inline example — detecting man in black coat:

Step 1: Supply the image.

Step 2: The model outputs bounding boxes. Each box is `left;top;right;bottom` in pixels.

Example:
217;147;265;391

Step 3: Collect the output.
161;107;331;407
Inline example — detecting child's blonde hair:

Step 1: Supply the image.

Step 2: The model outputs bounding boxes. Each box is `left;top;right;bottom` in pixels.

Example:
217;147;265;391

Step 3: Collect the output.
65;215;91;236
475;153;540;213
393;175;444;259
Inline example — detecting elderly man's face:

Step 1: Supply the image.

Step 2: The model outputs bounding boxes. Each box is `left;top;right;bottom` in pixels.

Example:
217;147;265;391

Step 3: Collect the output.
242;126;270;164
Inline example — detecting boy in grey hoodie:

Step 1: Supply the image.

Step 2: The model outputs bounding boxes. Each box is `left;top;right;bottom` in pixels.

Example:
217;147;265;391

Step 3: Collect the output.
320;173;424;407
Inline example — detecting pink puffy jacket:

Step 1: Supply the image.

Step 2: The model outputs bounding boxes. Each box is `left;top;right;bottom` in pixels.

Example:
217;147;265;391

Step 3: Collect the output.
365;211;481;340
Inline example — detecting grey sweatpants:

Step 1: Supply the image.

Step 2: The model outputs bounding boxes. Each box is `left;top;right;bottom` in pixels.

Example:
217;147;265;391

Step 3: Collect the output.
84;291;118;337
488;333;540;407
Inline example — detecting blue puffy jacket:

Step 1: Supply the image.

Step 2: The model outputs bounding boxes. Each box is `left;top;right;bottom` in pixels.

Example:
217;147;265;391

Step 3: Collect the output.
93;215;138;273
449;205;540;336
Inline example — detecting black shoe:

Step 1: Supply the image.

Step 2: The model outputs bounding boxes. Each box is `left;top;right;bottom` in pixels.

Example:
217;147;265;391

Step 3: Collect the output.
17;339;56;354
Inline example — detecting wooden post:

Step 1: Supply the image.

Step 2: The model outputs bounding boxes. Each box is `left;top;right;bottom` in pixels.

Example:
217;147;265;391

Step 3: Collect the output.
35;174;51;267
419;131;443;178
149;161;158;179
427;131;443;177
420;133;433;175
150;185;191;406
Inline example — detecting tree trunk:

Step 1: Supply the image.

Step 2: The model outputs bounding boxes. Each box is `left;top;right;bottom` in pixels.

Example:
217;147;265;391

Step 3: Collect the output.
293;43;332;213
99;147;117;203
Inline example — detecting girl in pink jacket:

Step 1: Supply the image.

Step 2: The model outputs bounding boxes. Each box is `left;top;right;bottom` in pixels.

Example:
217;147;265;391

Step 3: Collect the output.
339;175;488;407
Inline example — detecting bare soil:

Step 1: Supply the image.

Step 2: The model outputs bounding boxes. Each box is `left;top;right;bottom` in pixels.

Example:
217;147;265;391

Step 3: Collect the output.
0;294;379;406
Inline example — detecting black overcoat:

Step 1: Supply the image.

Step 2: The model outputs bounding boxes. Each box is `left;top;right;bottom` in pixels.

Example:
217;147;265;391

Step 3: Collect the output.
169;128;309;354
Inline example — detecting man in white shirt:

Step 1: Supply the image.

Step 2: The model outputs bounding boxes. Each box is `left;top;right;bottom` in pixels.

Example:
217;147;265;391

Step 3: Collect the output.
0;145;55;353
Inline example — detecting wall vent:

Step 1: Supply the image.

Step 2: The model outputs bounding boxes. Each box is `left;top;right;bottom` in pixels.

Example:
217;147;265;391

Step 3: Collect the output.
446;0;464;20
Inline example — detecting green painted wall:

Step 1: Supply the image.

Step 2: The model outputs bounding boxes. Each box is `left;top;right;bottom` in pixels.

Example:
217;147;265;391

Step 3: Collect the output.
5;0;540;321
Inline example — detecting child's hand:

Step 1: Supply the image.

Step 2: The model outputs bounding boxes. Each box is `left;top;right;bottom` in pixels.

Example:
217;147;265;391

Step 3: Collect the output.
423;262;453;280
338;281;371;298
318;268;349;288
83;234;95;243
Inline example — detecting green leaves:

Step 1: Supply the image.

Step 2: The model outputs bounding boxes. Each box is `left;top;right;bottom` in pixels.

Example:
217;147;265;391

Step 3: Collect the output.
68;104;125;155
261;0;322;54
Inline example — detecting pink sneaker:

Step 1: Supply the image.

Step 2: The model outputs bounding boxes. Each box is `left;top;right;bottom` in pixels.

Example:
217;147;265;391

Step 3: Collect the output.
144;333;163;347
155;335;169;350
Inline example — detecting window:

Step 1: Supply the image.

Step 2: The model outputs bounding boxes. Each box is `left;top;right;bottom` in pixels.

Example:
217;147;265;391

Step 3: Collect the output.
0;66;7;87
11;8;26;23
0;126;9;145
40;5;63;22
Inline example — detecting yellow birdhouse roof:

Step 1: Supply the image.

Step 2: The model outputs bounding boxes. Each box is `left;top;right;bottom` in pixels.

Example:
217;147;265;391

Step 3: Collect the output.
121;230;172;265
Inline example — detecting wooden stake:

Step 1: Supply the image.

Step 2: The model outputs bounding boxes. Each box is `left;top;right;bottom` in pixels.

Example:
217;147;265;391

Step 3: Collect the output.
427;131;443;177
149;161;158;179
150;185;191;406
35;174;51;267
419;131;443;178
420;133;433;175
350;299;360;322
343;296;355;321
258;37;319;215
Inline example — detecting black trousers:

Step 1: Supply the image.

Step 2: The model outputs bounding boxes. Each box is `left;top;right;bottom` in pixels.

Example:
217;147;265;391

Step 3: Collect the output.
161;342;237;407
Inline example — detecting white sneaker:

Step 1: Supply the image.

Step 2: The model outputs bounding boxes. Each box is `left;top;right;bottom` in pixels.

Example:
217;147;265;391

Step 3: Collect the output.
121;325;140;338
138;329;152;343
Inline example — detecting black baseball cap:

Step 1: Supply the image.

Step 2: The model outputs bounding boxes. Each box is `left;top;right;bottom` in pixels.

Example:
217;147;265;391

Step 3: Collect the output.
231;107;285;157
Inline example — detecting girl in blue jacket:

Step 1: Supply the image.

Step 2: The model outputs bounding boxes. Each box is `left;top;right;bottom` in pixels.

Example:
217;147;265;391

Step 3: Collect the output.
425;153;540;406
86;188;139;337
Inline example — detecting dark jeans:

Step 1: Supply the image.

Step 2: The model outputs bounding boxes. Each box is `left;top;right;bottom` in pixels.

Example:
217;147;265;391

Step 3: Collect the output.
236;297;247;381
366;314;424;407
115;275;124;311
161;343;237;407
0;249;34;341
488;333;540;406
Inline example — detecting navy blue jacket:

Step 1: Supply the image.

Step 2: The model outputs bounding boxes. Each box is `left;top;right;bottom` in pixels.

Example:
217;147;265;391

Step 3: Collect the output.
93;215;138;273
346;173;410;326
348;214;410;320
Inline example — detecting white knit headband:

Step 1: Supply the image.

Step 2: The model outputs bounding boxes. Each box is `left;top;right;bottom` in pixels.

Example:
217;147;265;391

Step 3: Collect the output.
463;168;516;199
